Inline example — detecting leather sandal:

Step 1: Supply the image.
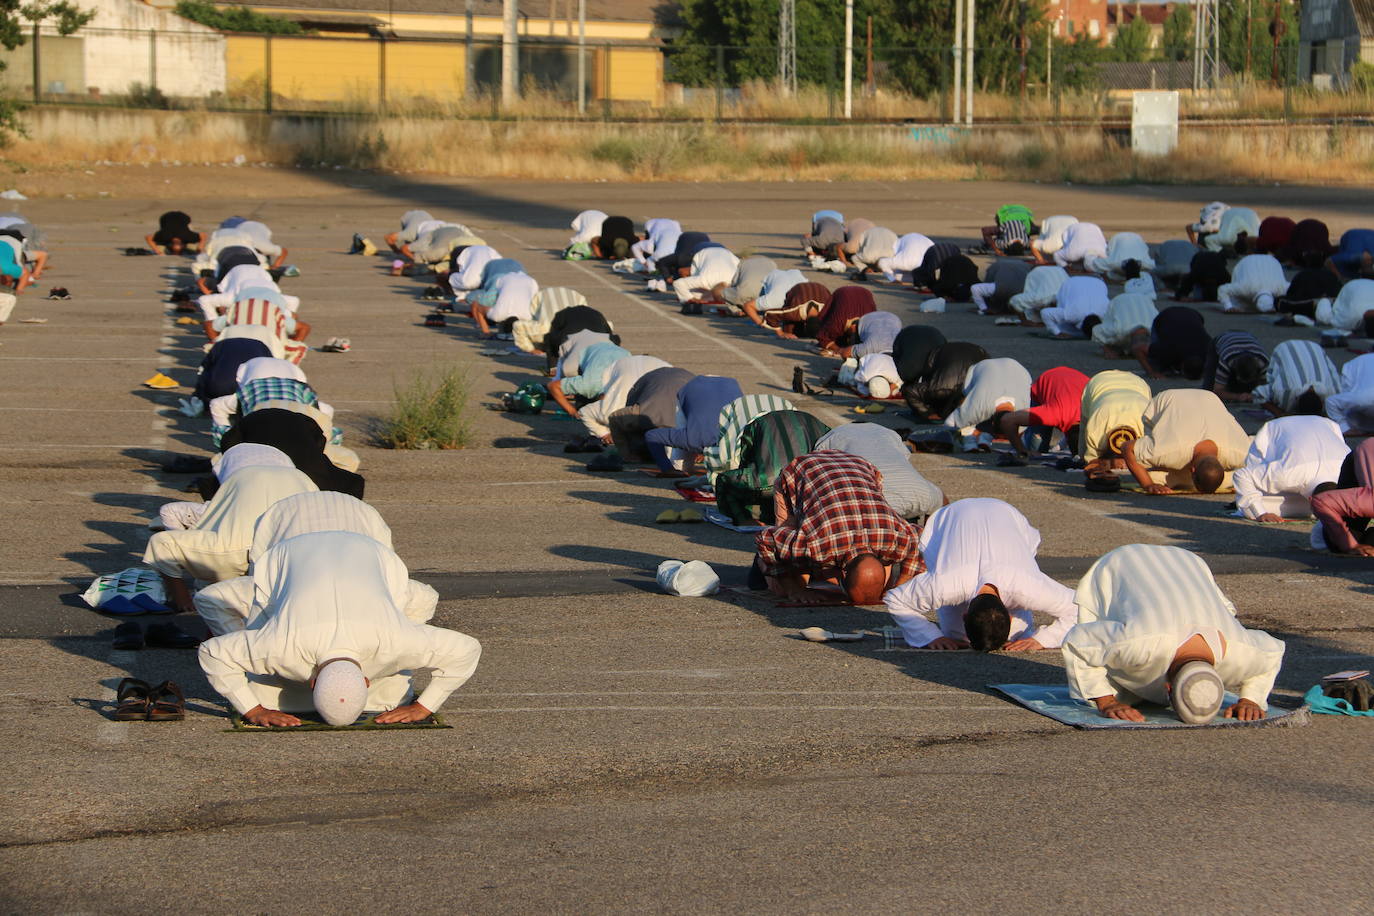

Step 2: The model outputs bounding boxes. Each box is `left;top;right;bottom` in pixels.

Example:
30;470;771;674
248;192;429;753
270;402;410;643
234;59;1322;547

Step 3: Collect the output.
114;678;152;721
147;681;186;721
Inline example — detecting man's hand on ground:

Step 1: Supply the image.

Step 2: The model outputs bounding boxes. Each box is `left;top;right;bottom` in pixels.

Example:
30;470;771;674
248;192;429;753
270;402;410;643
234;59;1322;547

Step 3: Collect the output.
1256;513;1285;524
1223;698;1264;721
924;637;971;650
1095;698;1145;722
1144;484;1174;495
374;702;433;724
1001;637;1044;652
244;706;302;727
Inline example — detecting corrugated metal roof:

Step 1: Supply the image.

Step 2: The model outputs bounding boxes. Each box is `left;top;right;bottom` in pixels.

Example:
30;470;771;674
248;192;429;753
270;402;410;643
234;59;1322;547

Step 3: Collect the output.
1352;0;1374;37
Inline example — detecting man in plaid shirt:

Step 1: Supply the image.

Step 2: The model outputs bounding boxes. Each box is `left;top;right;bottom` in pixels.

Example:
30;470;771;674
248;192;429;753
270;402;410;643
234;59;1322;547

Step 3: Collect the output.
754;451;921;606
209;358;337;447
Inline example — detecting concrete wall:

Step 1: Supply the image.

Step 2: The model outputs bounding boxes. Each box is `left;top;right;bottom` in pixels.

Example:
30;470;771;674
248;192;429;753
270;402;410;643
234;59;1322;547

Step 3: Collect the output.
225;33;661;106
41;0;227;97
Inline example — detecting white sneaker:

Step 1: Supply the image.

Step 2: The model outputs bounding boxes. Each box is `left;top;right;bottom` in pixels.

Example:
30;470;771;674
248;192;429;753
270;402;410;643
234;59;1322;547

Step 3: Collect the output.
824;260;847;273
611;258;635;273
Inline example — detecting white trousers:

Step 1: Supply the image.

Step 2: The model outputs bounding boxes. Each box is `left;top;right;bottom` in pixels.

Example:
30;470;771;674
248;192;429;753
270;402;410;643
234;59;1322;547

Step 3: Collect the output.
970;282;996;314
0;292;15;323
1218;286;1275;313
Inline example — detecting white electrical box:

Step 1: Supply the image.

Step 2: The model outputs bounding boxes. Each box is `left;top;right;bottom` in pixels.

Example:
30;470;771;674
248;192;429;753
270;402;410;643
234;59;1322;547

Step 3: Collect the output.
1131;90;1179;157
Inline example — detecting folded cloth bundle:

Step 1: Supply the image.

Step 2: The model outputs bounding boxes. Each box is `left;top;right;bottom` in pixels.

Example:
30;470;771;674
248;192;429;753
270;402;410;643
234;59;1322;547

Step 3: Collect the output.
656;560;720;597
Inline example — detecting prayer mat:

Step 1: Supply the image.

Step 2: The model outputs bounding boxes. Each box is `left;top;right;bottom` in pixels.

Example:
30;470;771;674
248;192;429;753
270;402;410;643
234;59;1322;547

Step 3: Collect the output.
1216;507;1311;524
988;684;1310;730
674;483;717;503
227;712;451;732
703;507;765;533
877;625;971;651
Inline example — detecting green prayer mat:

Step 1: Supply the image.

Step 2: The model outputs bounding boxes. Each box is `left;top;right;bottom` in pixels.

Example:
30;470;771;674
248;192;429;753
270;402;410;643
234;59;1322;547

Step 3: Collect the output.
227;712;451;732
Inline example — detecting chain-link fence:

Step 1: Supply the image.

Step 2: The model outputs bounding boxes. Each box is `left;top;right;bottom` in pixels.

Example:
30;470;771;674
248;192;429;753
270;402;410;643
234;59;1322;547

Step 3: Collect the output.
2;27;1363;124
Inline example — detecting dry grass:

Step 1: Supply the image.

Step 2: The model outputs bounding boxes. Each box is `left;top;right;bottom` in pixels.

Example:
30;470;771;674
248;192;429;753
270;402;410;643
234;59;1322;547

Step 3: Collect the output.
8;103;1374;185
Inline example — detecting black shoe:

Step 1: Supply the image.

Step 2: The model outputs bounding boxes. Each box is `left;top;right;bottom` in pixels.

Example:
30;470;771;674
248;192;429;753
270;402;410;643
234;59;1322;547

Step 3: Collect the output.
680;302;703;315
162;455;213;474
586;452;625;472
111;622;144;650
792;366;806;395
146;622;200;649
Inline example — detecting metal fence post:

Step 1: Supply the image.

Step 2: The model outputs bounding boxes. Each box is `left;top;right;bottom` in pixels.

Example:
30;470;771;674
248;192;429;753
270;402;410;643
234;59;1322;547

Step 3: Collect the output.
379;35;388;114
602;43;612;119
31;23;39;103
264;34;273;113
714;45;724;121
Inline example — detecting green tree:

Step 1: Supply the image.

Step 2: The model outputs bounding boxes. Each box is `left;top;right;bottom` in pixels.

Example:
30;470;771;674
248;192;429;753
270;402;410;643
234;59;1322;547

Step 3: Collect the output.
667;0;1050;97
1110;16;1152;62
1161;4;1193;61
1217;0;1298;81
0;2;95;140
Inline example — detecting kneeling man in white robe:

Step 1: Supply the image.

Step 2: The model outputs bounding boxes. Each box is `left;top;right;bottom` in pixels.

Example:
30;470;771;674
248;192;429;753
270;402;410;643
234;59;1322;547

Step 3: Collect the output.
1063;544;1285;723
197;492;481;726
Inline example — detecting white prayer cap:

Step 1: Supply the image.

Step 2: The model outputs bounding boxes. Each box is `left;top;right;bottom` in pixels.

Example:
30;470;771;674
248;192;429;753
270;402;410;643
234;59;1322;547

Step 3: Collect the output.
656;560;720;597
313;658;367;725
1171;660;1225;724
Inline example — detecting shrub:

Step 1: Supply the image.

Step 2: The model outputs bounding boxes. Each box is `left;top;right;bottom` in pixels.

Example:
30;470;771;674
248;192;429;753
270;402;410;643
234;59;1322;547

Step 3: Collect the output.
174;1;304;34
379;365;472;449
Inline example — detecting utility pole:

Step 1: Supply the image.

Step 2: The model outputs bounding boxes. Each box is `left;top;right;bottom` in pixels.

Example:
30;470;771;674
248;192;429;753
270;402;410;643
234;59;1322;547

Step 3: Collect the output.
577;0;586;113
464;0;474;101
953;0;963;124
1018;0;1026;102
866;16;873;95
964;0;975;125
843;0;853;118
502;0;518;107
779;0;796;95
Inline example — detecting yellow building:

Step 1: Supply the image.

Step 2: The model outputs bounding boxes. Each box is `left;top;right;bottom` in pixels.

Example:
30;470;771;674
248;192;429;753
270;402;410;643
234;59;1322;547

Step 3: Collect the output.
215;0;671;108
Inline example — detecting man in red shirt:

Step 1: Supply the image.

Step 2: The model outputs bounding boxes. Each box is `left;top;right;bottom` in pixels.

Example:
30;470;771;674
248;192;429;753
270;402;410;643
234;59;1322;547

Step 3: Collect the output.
995;366;1090;462
754;451;922;605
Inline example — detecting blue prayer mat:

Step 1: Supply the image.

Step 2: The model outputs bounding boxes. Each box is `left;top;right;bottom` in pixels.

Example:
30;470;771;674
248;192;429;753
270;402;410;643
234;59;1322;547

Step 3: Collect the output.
988;683;1309;730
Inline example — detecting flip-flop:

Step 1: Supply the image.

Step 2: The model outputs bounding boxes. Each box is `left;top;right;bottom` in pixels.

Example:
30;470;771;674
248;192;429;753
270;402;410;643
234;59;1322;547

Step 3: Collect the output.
677;507;703;523
656;509;681;524
114;678;152;720
143;372;178;389
111;622;144;651
147;681;186;721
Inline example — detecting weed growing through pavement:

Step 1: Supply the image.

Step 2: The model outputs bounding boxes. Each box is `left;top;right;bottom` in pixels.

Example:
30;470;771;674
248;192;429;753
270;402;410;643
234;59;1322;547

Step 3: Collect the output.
380;365;473;450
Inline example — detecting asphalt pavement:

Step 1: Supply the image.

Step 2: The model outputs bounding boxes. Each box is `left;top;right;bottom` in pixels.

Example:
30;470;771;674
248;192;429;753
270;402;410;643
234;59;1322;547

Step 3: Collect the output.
2;175;1374;913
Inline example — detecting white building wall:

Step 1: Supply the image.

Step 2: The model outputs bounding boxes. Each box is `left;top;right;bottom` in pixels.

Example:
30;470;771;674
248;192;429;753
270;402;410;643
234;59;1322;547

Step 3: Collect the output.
41;0;225;97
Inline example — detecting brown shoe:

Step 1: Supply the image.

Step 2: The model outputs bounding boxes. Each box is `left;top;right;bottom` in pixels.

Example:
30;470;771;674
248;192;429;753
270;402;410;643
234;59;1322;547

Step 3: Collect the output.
147;681;185;721
114;678;151;721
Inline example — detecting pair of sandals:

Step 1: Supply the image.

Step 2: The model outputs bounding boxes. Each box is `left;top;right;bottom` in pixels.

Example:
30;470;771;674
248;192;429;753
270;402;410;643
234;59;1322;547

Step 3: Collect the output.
320;337;351;352
114;678;185;721
655;508;703;524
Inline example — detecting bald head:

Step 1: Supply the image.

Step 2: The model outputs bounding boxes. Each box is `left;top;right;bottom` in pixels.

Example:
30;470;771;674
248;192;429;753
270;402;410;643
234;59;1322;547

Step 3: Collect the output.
843;554;887;606
1192;455;1225;493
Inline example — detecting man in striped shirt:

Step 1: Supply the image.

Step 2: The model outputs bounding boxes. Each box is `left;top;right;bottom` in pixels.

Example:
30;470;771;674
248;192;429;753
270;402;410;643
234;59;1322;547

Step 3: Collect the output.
1253;340;1340;417
754;451;921;606
1200;330;1269;403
